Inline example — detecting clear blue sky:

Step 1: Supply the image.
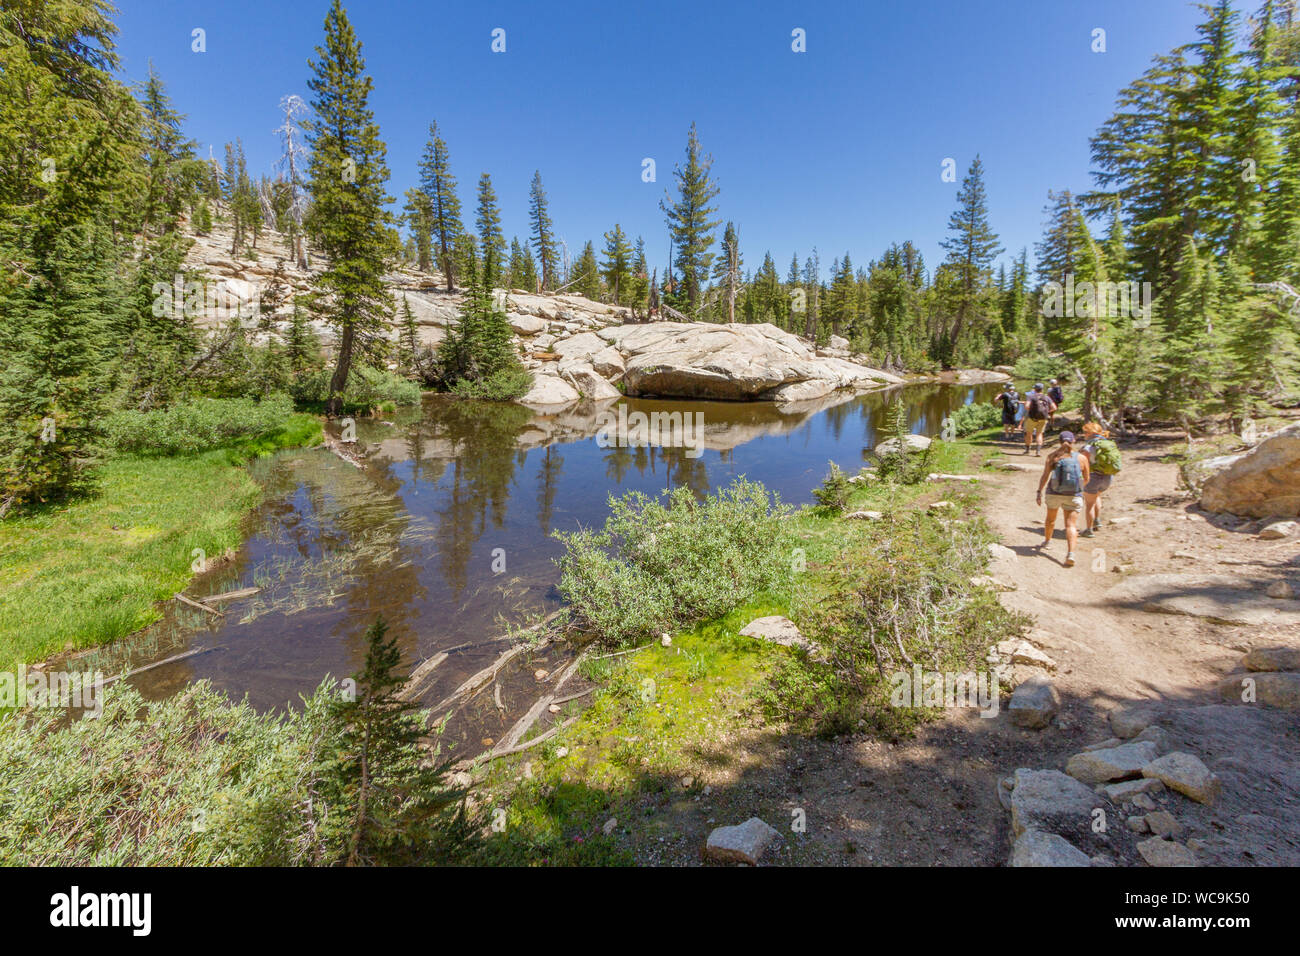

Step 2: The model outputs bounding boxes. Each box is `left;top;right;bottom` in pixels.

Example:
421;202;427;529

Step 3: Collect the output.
112;0;1210;279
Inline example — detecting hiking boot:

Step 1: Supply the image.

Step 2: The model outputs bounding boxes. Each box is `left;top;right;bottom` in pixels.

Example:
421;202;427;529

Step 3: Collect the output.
1092;522;1102;533
1064;552;1076;567
1081;527;1094;538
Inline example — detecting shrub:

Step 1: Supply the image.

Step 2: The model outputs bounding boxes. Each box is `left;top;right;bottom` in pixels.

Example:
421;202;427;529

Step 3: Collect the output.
296;365;422;409
873;402;934;484
947;401;1001;437
812;461;852;512
449;366;533;401
759;513;1030;737
105;394;296;455
0;618;470;866
554;479;795;647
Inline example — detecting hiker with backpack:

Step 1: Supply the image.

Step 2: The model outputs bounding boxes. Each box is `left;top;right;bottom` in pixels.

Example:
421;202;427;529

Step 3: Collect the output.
1023;384;1056;456
993;385;1020;438
1035;430;1090;567
1047;380;1065;428
1078;421;1121;536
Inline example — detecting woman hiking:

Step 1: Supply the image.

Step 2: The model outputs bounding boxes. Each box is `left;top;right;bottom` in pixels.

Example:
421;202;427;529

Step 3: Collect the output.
1078;421;1120;536
1035;430;1090;567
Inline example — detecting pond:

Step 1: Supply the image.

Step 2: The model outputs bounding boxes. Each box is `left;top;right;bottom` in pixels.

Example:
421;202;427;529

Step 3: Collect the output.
102;382;1000;748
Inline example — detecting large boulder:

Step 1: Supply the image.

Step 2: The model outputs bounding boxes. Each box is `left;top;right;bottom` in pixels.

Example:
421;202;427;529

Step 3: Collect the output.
593;322;900;402
1200;423;1300;517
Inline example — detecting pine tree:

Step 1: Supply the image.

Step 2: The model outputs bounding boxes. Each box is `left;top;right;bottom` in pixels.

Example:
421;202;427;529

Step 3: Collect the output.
475;172;506;288
417;122;462;291
508;236;538;292
402;188;433;272
570;240;601;300
601;223;632;304
661;123;721;313
628;236;650;316
138;62;198;236
324;617;468;866
939;155;1002;353
712;221;743;323
303;0;394;417
528;171;559;290
397;295;420;377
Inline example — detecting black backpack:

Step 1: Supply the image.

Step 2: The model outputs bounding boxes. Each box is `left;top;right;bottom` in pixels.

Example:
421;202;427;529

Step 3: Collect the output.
1026;394;1049;420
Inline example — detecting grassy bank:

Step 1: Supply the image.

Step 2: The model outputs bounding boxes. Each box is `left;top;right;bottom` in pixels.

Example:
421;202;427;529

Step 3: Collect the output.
469;431;1023;865
0;414;322;670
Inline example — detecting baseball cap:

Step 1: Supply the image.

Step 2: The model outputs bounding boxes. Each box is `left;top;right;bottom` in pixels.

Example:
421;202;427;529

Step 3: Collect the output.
1060;430;1076;443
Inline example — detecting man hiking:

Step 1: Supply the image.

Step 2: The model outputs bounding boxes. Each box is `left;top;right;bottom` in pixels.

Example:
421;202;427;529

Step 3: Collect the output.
1036;430;1090;567
1078;421;1121;536
1022;383;1056;456
993;385;1020;439
1047;379;1065;428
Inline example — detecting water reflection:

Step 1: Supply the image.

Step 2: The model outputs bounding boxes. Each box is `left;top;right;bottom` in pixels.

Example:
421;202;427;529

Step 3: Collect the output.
117;383;999;712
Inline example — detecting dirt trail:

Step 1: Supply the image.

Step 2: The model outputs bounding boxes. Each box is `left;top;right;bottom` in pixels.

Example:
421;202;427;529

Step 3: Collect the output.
642;425;1299;866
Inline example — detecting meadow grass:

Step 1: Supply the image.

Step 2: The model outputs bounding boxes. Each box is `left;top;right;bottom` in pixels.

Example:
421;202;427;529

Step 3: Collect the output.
0;414;321;669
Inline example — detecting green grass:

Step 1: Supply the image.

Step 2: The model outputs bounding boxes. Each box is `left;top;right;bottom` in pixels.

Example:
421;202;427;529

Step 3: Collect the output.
0;414;322;669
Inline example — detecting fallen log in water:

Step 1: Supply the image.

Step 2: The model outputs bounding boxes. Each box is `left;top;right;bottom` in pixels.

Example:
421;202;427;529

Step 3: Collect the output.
174;593;224;617
201;587;261;604
96;647;218;686
421;609;567;716
397;651;449;702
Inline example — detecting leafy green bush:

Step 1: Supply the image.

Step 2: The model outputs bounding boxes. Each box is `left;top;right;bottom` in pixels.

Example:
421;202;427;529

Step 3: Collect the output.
947;401;1001;437
1011;355;1063;384
296;366;421;409
449;366;533;401
759;512;1029;737
554;479;796;647
105;394;296;455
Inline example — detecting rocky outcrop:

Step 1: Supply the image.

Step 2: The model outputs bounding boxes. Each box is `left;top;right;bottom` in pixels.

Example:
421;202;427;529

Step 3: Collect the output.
1198;422;1300;517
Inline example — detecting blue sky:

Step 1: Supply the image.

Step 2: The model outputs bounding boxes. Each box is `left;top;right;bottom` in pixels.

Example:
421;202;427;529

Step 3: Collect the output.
113;0;1211;279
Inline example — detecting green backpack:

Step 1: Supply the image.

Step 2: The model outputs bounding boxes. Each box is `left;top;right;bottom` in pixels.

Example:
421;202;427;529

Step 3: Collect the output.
1092;438;1122;475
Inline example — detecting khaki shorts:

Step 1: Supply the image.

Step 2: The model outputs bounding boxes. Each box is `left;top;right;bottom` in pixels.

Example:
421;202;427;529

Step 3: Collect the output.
1025;418;1048;440
1045;493;1083;512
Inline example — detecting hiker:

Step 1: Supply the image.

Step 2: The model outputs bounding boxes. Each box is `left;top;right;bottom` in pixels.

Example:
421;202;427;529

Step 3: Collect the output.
993;385;1020;438
1022;383;1056;456
1047;379;1065;428
1035;430;1090;567
1078;421;1121;536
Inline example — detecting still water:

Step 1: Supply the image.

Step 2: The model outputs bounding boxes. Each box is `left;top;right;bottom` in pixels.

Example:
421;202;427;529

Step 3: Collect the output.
112;383;999;733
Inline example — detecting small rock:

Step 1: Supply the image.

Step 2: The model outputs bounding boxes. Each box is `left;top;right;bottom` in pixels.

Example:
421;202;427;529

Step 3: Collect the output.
987;543;1019;562
704;817;780;865
1090;854;1116;867
1109;705;1156;739
1144;810;1184;839
844;510;884;521
1217;671;1300;709
660;633;672;647
1083;737;1124;752
1009;769;1098;838
1142;752;1221;805
534;668;549;681
738;615;822;656
1258;520;1297;540
1008;677;1060;729
1242;646;1300;671
1126;815;1149;833
602;817;617;836
1136;836;1197;867
554;746;568;758
1265;580;1295;599
1131;793;1157;812
1065;740;1159;785
548;703;561;714
1133;725;1170;752
1010;829;1091;867
929;500;958;513
1110;516;1137;526
1104;778;1165;802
